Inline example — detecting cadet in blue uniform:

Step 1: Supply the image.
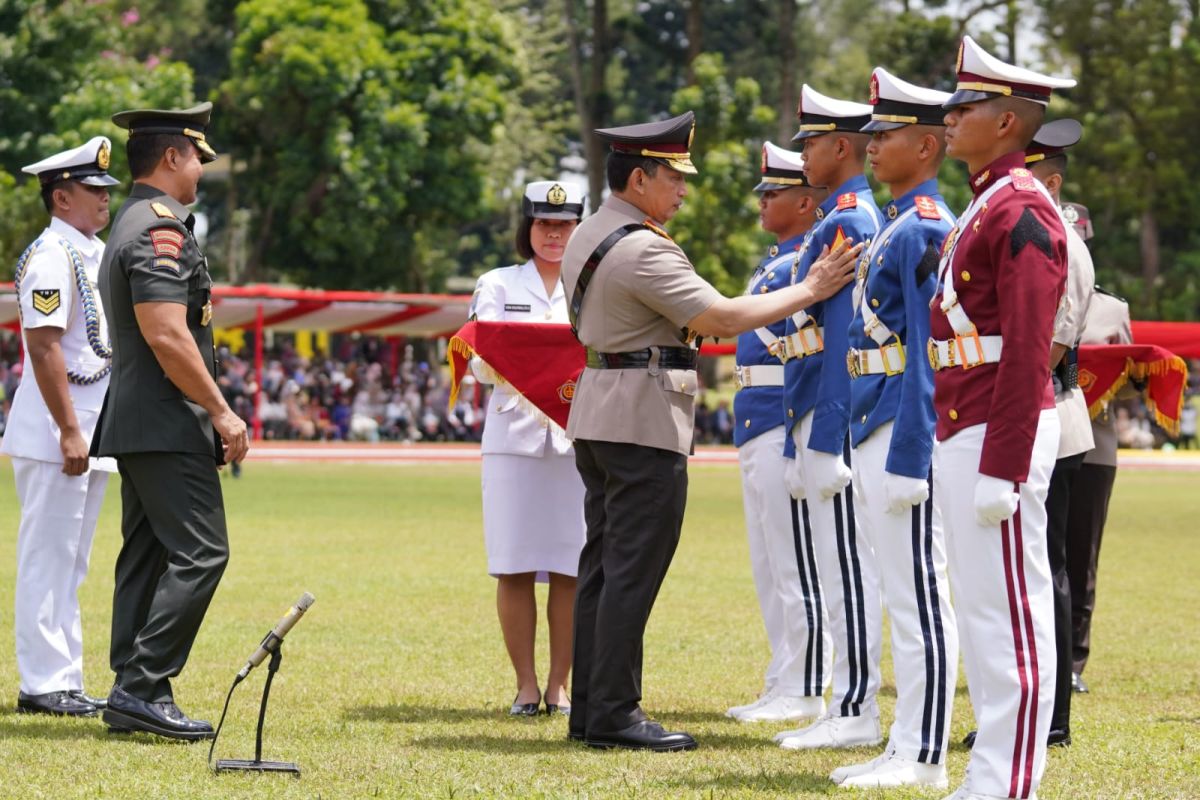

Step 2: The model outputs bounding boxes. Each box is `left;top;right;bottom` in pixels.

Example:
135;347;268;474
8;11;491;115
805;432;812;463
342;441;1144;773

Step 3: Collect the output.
831;68;959;790
726;142;831;724
776;84;885;751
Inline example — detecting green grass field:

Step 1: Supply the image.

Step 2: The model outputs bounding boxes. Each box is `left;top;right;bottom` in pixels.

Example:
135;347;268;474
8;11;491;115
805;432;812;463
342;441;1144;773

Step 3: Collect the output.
0;458;1196;799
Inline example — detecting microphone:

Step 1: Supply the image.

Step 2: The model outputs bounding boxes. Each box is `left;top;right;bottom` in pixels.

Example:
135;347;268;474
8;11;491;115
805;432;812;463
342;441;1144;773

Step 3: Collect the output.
237;592;315;680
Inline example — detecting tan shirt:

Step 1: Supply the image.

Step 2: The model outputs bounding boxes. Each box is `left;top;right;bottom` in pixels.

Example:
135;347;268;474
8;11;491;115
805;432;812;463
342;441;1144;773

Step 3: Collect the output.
561;195;722;455
1053;221;1097;458
1080;291;1134;467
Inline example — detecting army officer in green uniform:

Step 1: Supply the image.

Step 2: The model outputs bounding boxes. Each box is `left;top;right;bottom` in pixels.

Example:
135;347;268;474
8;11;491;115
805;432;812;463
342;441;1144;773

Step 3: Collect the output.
562;111;861;751
92;103;248;740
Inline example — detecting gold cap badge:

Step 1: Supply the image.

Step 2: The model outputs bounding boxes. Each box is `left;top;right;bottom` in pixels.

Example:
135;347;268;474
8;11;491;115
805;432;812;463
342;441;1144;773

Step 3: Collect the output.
97;141;110;171
547;183;567;206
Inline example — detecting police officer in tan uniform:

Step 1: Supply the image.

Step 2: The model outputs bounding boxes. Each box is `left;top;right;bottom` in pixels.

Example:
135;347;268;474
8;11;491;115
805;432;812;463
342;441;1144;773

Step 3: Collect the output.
561;110;861;751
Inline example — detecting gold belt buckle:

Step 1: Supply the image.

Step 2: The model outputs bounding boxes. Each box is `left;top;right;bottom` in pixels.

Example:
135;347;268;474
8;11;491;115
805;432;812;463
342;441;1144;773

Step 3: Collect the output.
927;338;939;371
734;366;746;390
846;349;861;379
799;321;823;356
881;336;906;376
200;301;213;327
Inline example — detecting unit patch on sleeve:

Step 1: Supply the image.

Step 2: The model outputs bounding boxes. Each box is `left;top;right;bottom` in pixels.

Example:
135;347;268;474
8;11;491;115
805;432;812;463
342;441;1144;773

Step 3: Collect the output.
150;228;185;259
151;257;182;274
915;196;941;220
1010;207;1053;259
32;289;61;315
836;192;858;211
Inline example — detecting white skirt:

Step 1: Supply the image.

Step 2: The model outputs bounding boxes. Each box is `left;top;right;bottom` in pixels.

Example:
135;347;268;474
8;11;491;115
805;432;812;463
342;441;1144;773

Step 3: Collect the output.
482;450;586;581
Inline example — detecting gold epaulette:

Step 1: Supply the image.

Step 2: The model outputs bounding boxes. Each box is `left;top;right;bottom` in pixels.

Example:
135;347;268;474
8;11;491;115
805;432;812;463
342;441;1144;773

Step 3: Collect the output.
150;202;177;219
642;219;672;241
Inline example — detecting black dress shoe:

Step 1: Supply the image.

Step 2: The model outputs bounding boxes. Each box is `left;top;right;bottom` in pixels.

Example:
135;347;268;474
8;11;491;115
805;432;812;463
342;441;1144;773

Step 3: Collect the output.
102;685;215;741
69;690;107;710
1047;727;1072;747
16;690;98;717
567;730;585;742
963;729;977;749
585;720;698;752
1072;673;1089;694
509;692;541;717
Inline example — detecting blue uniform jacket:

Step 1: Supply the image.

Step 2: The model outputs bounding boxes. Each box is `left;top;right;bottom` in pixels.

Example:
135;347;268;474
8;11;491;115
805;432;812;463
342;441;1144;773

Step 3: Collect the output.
734;234;806;447
783;175;882;456
848;180;953;479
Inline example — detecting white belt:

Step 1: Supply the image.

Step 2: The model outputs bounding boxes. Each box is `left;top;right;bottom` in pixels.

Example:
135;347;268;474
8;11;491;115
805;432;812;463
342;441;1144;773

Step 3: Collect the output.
927;333;1003;371
847;343;906;378
781;325;825;360
735;364;785;389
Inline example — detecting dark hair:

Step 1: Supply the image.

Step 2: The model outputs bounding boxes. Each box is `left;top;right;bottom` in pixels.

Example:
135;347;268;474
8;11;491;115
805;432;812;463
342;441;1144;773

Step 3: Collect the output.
40;181;63;213
606;152;660;192
126;133;194;179
514;215;535;260
1039;153;1068;178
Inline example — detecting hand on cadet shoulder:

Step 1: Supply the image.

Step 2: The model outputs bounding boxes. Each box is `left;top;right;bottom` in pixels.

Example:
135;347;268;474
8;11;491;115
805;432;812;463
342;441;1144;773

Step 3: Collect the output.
213;408;249;465
59;428;90;477
974;474;1019;526
802;240;863;302
808;449;852;500
883;471;928;515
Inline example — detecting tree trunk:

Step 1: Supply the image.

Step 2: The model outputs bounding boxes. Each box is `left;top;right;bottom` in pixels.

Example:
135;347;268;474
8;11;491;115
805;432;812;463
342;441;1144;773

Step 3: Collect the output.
563;0;611;212
777;0;797;143
1005;0;1018;63
1139;205;1160;309
686;0;703;84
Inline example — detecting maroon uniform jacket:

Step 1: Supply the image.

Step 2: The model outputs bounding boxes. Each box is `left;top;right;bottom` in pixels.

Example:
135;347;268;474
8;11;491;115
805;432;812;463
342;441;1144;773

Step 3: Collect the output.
931;151;1068;483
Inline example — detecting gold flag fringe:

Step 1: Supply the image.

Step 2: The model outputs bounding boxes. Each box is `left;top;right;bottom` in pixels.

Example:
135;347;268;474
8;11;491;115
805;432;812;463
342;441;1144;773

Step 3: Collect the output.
447;335;566;434
1087;354;1189;436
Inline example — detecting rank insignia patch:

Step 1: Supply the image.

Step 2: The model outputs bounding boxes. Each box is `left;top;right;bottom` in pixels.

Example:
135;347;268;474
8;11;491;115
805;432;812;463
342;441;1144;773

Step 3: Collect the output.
32;289;61;316
150;202;177;219
1010;167;1037;192
836;192;858;211
151;257;181;274
150;228;185;258
915;196;941;220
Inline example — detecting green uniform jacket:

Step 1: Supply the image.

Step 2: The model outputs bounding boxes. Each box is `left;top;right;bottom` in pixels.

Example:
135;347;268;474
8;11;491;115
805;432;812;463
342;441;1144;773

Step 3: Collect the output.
92;182;220;460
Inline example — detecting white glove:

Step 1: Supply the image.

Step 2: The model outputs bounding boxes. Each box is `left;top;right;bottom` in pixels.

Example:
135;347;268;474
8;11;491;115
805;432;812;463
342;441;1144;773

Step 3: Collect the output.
883;471;929;515
974;474;1020;526
784;454;806;500
808;449;852;500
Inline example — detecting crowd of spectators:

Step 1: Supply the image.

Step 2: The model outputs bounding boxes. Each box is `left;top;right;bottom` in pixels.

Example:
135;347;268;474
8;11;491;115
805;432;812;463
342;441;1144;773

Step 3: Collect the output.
1;334;1198;450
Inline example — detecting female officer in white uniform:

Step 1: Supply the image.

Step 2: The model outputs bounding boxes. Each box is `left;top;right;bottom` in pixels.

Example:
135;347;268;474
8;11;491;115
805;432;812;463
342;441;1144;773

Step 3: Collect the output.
469;181;587;716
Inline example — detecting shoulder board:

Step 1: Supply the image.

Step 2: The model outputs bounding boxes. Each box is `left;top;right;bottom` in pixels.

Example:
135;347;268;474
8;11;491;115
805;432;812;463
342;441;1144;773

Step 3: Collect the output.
642;219;672;241
1093;284;1127;302
914;195;941;220
150;201;177;219
836;192;858;211
1009;168;1037;192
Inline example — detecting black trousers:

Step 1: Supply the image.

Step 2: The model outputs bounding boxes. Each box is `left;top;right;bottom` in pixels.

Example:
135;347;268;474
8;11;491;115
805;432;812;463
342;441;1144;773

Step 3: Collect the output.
111;452;229;703
569;439;689;737
1065;462;1117;675
1045;451;1085;731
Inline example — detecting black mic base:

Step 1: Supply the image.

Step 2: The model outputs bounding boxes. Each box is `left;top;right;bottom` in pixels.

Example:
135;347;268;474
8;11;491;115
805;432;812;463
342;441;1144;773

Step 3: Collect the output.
215;758;300;775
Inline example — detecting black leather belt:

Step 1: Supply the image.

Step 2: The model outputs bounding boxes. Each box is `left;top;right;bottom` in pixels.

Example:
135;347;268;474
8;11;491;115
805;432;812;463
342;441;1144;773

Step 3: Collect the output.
586;346;697;370
1053;347;1079;393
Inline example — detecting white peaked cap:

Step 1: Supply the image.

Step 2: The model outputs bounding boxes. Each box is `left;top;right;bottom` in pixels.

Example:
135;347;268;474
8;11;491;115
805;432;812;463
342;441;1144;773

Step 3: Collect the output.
946;35;1077;108
22;136;119;186
863;67;953;131
754;141;812;192
793;84;873;141
523;180;585;220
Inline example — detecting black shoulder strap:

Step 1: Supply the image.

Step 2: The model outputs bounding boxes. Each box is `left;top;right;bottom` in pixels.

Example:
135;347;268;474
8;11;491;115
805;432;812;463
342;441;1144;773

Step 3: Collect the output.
569;222;645;338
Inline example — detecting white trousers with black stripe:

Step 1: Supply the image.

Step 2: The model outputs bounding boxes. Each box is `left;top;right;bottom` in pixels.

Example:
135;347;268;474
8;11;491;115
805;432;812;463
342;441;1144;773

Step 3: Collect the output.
853;421;958;764
935;411;1059;799
12;457;108;695
738;425;831;697
798;411;882;718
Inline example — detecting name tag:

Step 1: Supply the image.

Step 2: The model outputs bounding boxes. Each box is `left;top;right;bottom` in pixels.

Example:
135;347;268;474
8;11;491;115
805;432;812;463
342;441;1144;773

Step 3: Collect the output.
505;303;531;313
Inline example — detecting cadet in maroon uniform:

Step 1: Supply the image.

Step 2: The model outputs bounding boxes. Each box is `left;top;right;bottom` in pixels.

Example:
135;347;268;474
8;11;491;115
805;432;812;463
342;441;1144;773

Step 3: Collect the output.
930;36;1075;800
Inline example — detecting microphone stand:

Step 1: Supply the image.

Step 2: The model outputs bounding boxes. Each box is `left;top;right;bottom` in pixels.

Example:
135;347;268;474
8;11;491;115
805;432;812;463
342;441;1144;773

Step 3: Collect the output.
210;646;300;775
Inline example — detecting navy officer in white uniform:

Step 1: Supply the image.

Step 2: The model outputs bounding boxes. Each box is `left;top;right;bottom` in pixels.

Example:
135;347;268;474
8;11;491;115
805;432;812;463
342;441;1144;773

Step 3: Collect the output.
831;68;959;790
727;142;831;725
469;180;587;716
2;137;119;717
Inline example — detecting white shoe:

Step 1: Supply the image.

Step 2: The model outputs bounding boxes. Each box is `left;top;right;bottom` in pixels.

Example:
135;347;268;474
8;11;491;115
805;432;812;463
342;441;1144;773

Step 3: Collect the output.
736;694;825;723
777;712;882;750
838;754;947;789
725;692;773;719
829;744;893;784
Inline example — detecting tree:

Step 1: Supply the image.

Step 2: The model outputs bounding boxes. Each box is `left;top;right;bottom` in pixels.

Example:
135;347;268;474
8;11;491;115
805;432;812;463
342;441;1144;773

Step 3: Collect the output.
218;0;519;290
668;53;775;296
